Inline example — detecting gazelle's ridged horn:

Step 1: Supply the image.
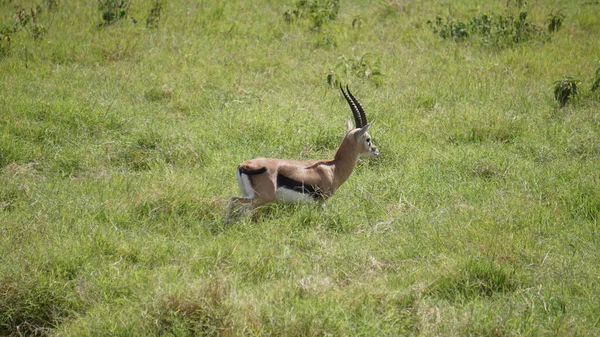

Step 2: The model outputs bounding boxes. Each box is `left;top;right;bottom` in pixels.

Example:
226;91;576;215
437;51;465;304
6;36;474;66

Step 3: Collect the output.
346;86;367;128
340;84;364;128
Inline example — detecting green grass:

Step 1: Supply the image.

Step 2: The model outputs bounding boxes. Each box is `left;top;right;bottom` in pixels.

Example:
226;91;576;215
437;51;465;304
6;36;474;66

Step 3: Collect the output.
1;0;599;336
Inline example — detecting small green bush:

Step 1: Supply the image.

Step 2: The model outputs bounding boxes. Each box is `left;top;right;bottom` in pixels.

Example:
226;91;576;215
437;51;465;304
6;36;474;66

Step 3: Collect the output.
553;77;579;108
146;0;164;29
284;0;340;30
546;9;566;33
98;0;130;26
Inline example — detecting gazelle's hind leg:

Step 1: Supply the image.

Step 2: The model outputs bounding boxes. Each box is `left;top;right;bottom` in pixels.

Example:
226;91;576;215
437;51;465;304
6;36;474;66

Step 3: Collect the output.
224;197;274;224
225;165;275;224
224;169;257;224
224;197;253;224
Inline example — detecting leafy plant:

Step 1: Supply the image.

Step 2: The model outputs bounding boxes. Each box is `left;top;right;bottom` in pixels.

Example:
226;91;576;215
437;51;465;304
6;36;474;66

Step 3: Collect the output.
428;10;548;49
146;0;164;29
546;9;566;33
98;0;130;26
327;53;384;87
0;26;11;58
427;16;469;40
283;0;340;30
553;77;579;108
13;6;50;40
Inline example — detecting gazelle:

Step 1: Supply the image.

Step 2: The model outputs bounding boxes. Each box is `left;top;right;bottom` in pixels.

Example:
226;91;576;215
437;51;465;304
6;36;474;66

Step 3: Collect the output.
224;85;379;223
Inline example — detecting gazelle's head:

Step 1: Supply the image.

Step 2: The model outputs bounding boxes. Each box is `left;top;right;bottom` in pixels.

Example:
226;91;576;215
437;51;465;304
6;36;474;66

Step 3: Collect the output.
340;85;379;158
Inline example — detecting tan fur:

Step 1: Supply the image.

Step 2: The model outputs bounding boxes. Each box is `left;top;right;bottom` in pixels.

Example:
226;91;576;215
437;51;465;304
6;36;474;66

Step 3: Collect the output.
224;124;378;223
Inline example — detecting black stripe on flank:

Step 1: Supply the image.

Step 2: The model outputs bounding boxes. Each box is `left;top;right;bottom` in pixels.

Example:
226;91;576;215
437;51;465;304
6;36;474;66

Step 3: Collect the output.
238;166;267;175
276;174;325;200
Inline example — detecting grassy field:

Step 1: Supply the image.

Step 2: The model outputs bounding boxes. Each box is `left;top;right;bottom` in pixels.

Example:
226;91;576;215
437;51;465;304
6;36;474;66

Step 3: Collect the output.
1;0;599;335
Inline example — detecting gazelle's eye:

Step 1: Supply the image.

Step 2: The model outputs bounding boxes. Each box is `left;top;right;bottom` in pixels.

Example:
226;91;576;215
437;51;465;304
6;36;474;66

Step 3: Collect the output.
366;138;371;144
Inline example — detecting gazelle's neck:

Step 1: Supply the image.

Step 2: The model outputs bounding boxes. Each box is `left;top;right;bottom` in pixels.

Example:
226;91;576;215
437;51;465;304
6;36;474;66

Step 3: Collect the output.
331;138;360;189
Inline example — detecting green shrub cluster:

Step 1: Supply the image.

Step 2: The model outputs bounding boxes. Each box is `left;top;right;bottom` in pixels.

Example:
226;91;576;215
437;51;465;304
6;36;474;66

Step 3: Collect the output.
283;0;340;29
428;10;550;49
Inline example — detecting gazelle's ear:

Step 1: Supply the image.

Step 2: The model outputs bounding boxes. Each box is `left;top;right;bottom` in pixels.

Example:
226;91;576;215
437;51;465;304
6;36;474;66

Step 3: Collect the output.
355;123;371;139
345;118;354;133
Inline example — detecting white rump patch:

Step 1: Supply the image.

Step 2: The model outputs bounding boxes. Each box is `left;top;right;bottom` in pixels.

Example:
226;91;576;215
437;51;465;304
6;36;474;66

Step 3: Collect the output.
275;187;314;203
237;171;255;198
